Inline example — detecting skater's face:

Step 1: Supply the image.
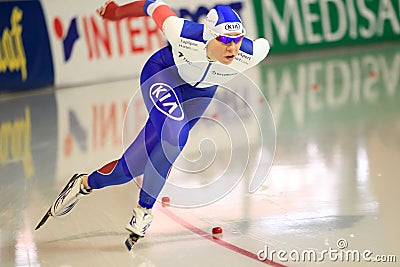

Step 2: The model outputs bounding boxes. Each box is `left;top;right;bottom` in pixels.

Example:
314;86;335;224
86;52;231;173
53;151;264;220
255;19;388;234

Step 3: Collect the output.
206;33;243;65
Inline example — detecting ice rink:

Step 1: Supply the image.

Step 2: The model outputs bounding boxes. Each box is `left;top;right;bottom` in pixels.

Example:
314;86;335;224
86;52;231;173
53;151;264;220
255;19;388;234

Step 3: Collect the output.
1;42;399;266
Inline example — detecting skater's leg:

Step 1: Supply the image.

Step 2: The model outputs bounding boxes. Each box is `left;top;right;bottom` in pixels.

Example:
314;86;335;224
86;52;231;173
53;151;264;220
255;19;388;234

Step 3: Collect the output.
124;87;217;241
125;136;187;239
125;50;189;241
49;174;92;217
138;139;183;208
136;84;219;209
47;122;161;219
134;54;190;208
87;120;160;189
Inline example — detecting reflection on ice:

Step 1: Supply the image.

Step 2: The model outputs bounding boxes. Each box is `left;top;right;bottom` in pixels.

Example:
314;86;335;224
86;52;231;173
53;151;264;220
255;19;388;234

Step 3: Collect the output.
15;211;39;267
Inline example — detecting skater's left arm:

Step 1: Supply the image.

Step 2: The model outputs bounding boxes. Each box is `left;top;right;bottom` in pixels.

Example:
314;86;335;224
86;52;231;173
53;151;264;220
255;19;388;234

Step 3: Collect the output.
97;0;178;30
97;0;148;21
97;0;180;43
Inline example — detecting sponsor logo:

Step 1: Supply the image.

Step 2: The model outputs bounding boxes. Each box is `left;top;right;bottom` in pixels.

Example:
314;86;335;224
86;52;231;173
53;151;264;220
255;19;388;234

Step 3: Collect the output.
225;22;241;31
0;7;27;81
177;51;193;65
53;17;80;61
178;39;199;52
211;70;237;77
51;15;164;63
149;83;184;121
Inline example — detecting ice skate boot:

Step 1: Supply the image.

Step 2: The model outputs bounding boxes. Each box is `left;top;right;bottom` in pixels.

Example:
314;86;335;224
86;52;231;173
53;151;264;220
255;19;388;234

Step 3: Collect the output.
50;173;92;216
125;206;153;250
35;173;92;230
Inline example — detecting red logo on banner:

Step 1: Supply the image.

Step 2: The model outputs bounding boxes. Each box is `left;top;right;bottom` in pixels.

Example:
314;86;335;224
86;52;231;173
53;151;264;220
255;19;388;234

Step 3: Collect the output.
52;15;165;62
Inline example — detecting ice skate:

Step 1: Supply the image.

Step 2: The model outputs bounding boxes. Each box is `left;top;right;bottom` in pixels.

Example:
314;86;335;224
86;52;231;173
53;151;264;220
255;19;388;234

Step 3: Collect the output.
125;206;153;250
35;173;91;230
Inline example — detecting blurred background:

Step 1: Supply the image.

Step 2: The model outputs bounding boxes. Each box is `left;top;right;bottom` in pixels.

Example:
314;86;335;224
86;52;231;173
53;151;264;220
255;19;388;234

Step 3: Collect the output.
1;0;399;266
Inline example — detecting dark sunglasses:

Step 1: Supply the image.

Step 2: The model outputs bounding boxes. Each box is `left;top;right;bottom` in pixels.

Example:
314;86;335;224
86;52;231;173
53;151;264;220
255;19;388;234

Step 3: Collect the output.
216;35;244;44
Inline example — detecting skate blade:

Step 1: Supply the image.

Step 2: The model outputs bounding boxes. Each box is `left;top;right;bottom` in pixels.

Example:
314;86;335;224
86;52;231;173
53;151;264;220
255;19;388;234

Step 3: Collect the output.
125;233;141;251
35;208;52;230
